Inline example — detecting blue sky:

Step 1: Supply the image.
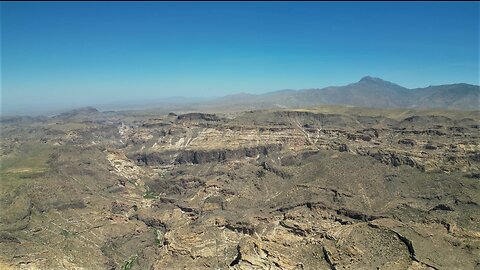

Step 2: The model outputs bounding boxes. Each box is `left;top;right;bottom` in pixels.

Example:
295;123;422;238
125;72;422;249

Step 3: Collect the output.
1;2;479;114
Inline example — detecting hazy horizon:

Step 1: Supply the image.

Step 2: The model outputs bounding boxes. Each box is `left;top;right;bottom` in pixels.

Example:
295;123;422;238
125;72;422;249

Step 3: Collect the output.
2;2;479;115
2;75;479;117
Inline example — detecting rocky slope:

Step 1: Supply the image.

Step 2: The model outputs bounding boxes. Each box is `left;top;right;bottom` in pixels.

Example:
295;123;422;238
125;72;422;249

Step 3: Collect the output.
0;106;479;269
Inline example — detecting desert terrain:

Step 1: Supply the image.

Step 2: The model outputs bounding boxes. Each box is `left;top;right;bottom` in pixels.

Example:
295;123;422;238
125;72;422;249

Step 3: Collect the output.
0;105;479;269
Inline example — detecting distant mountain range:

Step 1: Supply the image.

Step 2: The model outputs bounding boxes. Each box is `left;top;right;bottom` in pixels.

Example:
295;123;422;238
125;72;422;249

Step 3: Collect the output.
2;76;479;117
209;76;479;111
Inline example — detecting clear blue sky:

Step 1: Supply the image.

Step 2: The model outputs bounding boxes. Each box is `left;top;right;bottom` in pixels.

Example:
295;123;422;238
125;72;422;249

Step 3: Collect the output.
1;2;479;114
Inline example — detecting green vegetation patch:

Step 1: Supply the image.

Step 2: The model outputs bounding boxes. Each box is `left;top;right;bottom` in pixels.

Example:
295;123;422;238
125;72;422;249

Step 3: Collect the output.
154;229;163;246
1;143;52;172
121;254;138;270
127;179;137;185
143;191;158;199
60;229;71;237
0;143;54;192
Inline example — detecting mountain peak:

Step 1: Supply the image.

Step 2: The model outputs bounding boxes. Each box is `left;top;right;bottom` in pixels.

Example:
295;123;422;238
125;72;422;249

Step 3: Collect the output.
357;76;407;90
359;76;386;83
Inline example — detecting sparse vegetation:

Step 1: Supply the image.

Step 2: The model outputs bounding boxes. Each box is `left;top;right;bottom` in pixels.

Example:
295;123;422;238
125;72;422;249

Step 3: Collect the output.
127;179;136;185
60;229;70;237
121;255;138;270
143;191;158;199
1;106;478;269
2;1;478;269
154;229;163;246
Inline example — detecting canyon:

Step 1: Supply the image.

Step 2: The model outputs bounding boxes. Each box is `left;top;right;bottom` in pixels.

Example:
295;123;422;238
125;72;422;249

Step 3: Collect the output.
0;106;479;269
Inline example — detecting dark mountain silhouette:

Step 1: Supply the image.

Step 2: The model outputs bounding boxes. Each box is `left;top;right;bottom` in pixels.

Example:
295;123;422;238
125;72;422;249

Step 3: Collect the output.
213;76;479;110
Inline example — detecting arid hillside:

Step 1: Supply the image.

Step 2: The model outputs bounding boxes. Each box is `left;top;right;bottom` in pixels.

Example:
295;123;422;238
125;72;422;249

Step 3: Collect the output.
1;106;479;269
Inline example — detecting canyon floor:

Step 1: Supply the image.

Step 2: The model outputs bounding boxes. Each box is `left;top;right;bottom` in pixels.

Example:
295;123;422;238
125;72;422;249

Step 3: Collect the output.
1;106;479;270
